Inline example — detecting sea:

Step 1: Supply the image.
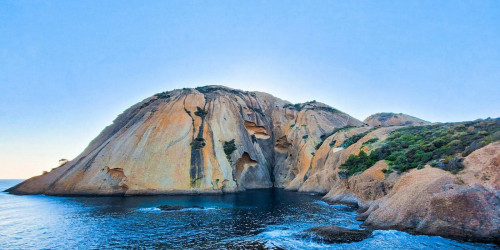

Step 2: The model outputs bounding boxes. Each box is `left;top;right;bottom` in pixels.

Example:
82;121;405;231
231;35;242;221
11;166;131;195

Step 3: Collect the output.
0;180;496;249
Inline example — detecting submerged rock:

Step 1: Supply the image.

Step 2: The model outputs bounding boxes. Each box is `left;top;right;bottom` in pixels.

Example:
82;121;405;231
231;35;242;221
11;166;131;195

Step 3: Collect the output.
304;225;372;243
157;205;204;211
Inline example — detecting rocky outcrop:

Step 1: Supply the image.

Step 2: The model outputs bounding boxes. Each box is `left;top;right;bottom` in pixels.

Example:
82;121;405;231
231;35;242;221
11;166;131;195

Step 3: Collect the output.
298;122;499;243
6;86;363;195
299;126;398;196
364;112;429;127
361;142;500;243
313;139;500;243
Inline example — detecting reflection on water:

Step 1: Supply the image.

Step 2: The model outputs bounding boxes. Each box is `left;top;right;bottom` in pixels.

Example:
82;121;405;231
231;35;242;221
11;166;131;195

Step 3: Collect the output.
0;180;496;249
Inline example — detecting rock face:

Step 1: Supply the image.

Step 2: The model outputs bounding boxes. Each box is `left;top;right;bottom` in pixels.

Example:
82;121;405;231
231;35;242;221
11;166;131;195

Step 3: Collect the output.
364;112;429;127
7;85;363;195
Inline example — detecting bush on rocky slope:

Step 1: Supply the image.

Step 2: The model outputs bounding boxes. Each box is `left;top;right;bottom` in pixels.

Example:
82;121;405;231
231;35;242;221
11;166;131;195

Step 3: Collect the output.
315;126;356;150
340;118;500;177
340;128;376;148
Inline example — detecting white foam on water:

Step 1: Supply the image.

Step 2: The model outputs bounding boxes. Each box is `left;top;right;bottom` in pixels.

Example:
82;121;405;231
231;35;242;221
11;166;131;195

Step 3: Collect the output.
314;200;350;209
137;207;219;213
182;207;218;211
252;224;334;250
136;207;162;214
260;229;294;238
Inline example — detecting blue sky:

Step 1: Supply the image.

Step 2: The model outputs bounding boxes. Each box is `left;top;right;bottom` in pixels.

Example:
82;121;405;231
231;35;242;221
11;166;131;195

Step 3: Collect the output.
1;1;499;178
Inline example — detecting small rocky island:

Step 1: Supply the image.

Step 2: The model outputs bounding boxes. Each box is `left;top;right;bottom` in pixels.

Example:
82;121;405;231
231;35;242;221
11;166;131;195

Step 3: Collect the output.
6;86;499;243
304;226;372;243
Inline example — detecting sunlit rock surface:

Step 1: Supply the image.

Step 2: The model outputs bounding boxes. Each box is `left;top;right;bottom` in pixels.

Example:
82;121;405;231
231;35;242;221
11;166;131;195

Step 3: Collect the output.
7;86;362;195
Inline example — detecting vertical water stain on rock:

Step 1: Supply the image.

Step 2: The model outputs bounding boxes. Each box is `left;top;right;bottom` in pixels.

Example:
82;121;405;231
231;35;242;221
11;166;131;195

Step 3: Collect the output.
190;105;208;188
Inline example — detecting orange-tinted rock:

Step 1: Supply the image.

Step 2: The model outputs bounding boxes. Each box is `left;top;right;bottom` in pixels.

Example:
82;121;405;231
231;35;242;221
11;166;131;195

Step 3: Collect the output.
7;86;362;195
361;143;500;242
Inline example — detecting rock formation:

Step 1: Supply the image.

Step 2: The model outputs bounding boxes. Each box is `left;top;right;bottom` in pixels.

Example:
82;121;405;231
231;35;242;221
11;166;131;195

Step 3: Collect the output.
364;112;429;127
360;142;500;243
304;122;499;243
303;225;372;243
7;85;363;195
6;85;499;243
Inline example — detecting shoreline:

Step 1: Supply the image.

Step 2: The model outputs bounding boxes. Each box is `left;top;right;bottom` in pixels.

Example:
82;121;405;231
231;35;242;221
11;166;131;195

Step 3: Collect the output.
4;185;499;245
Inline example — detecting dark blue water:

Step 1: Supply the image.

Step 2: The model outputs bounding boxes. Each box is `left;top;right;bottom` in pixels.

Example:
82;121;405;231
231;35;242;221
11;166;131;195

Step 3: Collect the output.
0;180;496;249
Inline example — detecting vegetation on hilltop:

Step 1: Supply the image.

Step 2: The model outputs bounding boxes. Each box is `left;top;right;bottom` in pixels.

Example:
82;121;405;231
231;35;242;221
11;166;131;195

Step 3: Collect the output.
283;100;340;113
155;92;171;99
339;118;500;177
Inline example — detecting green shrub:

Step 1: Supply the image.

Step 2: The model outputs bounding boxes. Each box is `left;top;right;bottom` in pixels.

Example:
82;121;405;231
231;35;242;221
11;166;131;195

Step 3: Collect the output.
194;107;208;118
155;92;170;99
302;135;309;140
341;129;375;148
223;139;237;160
362;138;379;146
339;151;376;177
381;167;393;174
293;103;303;111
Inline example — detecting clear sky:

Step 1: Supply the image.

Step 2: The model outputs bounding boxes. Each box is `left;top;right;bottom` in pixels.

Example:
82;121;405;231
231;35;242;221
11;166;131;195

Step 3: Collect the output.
1;1;499;179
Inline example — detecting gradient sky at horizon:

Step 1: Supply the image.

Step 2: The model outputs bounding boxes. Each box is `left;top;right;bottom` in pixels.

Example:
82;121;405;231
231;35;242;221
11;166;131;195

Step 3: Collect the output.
1;1;499;179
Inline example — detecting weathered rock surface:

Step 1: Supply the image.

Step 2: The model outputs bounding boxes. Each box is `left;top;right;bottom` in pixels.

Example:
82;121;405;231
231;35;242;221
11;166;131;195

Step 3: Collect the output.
361;142;500;243
300;126;399;200
304;225;372;243
364;112;429;127
7;86;362;195
301;125;499;243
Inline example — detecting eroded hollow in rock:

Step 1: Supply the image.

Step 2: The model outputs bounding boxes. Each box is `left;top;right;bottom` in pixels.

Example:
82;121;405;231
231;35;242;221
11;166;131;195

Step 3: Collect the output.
234;152;259;183
244;121;271;139
106;167;128;190
275;136;292;153
107;167;126;179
